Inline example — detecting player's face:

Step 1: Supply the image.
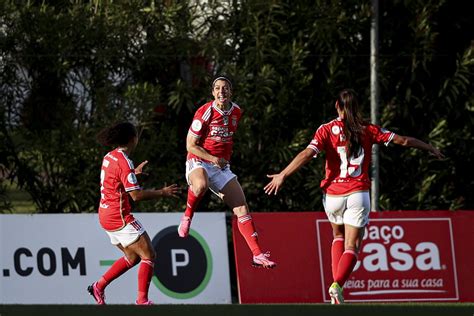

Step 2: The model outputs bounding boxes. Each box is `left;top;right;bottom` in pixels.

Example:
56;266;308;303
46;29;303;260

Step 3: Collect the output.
212;80;232;107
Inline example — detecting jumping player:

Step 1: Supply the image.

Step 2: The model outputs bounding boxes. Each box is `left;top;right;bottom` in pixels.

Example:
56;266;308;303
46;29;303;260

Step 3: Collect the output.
264;89;444;303
178;75;276;269
88;121;179;305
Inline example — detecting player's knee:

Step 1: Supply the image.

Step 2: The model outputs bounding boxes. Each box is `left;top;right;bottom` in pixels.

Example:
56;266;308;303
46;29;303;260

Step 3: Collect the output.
232;204;248;217
191;183;208;196
344;242;360;253
148;249;156;261
126;254;140;266
141;249;156;261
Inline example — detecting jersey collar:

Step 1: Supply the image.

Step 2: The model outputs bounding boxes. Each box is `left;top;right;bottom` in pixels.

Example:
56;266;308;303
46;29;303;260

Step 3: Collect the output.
212;101;235;115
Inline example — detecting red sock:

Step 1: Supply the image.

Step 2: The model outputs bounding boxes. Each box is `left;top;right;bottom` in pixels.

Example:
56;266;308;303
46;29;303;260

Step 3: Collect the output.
137;259;154;304
237;214;262;256
97;256;135;290
184;188;204;218
335;250;358;287
331;238;345;280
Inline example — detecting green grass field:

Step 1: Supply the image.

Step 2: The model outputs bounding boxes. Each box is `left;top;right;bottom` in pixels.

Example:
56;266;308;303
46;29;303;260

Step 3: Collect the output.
1;303;473;316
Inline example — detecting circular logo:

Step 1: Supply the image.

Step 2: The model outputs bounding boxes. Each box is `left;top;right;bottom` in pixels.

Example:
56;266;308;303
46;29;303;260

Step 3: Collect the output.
127;173;138;184
191;120;202;132
331;125;340;135
151;226;212;299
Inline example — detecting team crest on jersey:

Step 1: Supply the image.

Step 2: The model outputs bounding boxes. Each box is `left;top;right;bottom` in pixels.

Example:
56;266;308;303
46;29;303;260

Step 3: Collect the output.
128;173;138;184
231;115;237;126
192;119;202;131
222;115;229;126
332;126;341;135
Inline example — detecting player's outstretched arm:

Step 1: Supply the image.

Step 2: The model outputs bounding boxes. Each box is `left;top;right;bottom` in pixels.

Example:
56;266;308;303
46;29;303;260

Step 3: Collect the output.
264;148;314;195
391;135;445;159
129;184;180;201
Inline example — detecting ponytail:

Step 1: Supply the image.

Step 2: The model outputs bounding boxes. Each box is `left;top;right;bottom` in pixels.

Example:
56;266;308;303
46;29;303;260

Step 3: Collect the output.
337;89;365;158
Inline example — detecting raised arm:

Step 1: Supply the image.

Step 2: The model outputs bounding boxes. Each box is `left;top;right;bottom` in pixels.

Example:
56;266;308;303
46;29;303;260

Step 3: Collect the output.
391;134;444;159
264;148;315;195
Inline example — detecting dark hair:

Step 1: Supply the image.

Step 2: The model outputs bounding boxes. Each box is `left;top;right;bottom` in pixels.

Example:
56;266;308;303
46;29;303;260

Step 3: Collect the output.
337;89;365;158
211;75;233;91
96;121;137;147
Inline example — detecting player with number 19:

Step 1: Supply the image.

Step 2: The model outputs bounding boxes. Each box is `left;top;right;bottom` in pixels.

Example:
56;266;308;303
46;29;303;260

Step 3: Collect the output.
264;89;444;304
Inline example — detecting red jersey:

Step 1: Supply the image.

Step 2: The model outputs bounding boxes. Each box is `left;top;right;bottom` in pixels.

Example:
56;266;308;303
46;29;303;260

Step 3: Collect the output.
187;101;242;162
98;148;140;231
307;118;395;195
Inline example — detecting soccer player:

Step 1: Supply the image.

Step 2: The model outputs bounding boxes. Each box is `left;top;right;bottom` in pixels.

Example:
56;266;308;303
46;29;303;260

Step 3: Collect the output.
264;89;444;304
88;121;179;305
177;75;276;268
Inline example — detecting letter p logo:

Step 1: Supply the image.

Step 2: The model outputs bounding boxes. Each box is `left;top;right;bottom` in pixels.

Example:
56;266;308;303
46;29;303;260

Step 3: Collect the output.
151;226;212;299
171;249;189;276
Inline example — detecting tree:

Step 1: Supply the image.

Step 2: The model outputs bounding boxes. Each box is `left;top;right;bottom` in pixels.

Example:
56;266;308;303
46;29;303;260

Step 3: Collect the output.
1;0;473;213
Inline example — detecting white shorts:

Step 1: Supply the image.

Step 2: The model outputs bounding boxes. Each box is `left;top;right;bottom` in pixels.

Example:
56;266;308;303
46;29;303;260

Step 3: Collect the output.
323;191;370;227
106;219;146;247
185;158;237;194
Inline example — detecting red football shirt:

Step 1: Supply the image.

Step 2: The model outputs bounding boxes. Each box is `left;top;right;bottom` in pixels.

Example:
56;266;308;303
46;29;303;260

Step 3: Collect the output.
307;118;395;195
187;101;242;162
98;148;140;231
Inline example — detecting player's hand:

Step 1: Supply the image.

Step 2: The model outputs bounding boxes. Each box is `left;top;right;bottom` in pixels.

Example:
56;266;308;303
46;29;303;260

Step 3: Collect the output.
430;147;445;160
135;160;149;176
264;173;285;195
213;157;228;169
160;184;180;198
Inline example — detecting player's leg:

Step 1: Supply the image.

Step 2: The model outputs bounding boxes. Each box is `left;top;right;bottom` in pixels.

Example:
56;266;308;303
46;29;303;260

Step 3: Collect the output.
323;194;347;304
126;231;156;305
220;177;276;268
324;194;346;280
88;224;141;304
96;244;139;289
179;160;209;237
330;223;345;280
334;224;364;286
331;191;369;304
323;194;346;281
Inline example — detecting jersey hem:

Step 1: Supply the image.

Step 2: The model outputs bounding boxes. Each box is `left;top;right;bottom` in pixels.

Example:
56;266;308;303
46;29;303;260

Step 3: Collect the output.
324;189;369;197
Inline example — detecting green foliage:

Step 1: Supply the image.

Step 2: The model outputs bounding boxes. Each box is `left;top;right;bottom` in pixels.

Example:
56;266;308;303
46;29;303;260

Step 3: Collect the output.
1;0;473;213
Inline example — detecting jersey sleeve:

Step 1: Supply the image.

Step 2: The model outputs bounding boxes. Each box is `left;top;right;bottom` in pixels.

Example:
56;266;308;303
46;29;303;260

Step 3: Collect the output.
306;125;327;156
188;105;210;139
368;124;395;146
118;156;141;192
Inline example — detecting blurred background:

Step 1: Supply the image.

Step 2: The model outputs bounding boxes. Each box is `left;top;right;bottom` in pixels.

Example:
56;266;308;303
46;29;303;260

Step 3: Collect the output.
1;0;473;215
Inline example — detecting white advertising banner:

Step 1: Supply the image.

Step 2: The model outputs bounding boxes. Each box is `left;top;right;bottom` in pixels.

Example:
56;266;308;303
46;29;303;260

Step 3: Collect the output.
0;213;231;304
